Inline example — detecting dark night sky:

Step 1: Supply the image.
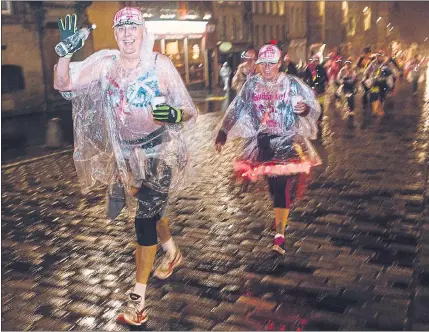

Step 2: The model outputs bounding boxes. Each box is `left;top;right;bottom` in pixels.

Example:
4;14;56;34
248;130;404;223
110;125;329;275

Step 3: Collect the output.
392;2;429;44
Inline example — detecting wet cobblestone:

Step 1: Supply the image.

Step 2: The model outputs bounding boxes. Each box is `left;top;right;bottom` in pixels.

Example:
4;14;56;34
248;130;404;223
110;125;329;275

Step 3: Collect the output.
2;85;429;330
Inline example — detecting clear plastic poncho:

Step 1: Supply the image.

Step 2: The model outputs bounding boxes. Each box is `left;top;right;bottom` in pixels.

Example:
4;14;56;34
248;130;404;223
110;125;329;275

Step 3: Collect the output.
59;28;197;217
218;72;322;182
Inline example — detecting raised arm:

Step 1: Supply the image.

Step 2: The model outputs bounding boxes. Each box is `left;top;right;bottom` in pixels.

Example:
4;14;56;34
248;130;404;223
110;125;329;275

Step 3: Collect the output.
54;14;102;92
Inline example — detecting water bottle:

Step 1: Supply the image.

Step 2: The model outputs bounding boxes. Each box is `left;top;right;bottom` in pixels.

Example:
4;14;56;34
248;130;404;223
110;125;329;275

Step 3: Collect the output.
55;24;96;57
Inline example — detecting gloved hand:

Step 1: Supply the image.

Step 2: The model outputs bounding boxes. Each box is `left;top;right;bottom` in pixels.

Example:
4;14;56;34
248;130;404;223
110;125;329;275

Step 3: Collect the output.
215;130;227;152
58;14;84;58
152;104;183;123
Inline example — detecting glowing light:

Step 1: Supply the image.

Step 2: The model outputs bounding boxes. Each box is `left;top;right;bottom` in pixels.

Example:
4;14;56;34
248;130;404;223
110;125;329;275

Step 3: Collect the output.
192;44;200;60
389;26;394;32
203;14;212;20
145;20;208;34
185;14;198;20
363;6;368;13
160;14;176;19
386;22;391;28
425;37;428;42
143;13;154;18
376;17;382;23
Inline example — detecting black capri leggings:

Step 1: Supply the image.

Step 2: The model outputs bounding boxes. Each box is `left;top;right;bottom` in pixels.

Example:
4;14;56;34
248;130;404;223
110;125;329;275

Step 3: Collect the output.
257;133;303;209
267;174;300;209
134;180;169;246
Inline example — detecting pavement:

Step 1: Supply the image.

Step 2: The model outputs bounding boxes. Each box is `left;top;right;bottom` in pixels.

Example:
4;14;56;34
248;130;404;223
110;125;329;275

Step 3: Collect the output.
2;82;429;331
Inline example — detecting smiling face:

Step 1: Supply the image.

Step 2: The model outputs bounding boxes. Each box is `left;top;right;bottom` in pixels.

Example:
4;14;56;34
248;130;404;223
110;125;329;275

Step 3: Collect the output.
114;24;144;60
258;61;281;81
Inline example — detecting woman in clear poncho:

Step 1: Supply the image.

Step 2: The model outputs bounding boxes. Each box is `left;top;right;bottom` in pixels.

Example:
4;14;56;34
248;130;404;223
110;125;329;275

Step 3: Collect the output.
215;44;322;256
54;9;197;326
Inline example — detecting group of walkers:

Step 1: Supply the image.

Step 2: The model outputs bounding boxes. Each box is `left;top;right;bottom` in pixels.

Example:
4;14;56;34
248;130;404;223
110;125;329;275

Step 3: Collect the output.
53;8;426;326
225;43;427;121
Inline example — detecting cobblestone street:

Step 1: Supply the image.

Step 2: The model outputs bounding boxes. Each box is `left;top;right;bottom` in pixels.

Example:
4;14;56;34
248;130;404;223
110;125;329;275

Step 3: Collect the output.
2;83;429;331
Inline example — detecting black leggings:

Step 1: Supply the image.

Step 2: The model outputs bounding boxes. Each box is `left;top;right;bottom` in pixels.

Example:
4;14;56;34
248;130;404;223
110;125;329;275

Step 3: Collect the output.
268;175;300;208
134;176;169;246
257;133;302;209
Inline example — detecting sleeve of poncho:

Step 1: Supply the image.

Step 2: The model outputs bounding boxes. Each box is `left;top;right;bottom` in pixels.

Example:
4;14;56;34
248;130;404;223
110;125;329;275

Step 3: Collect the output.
57;50;120;192
289;76;321;140
219;79;253;136
155;54;198;127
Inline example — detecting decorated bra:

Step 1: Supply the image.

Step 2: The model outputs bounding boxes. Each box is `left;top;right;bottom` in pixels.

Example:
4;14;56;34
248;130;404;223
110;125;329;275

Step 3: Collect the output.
106;54;161;121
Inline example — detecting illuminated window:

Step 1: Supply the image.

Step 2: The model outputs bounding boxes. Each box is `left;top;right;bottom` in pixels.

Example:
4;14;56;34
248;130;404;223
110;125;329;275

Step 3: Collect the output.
252;1;256;13
188;39;204;83
279;1;285;15
272;1;278;15
319;1;325;16
165;40;185;82
363;7;371;31
1;0;12;15
348;16;356;36
265;1;271;14
342;1;348;23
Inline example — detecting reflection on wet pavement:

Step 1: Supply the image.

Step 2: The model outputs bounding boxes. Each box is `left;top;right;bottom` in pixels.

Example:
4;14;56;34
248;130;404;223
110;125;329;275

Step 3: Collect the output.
2;80;429;330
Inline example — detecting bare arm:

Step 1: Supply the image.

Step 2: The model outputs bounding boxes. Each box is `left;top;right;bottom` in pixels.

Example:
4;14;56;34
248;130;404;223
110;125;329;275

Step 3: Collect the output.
53;53;107;92
54;57;73;91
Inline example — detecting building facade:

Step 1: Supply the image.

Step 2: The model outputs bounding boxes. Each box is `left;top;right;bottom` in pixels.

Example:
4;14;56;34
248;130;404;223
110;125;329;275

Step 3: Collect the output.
1;1;93;115
88;1;215;90
284;1;307;65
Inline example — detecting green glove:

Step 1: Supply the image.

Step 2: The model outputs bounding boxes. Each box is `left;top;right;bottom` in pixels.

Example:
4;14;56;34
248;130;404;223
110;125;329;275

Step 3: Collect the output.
58;14;84;58
152;104;183;123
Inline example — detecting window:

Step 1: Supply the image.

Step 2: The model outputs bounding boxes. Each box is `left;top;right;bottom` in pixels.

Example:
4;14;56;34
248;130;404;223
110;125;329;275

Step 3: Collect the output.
218;16;227;40
188;38;205;84
257;2;264;14
255;25;260;47
2;65;25;93
166;39;185;82
279;1;285;15
252;1;256;13
319;1;325;16
342;1;348;24
238;17;243;40
265;1;271;14
348;16;356;36
1;0;12;15
272;1;278;15
232;17;237;40
262;25;267;44
223;16;228;39
363;7;371;31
